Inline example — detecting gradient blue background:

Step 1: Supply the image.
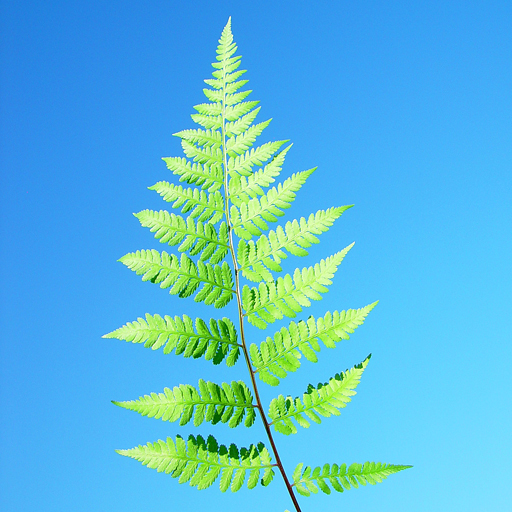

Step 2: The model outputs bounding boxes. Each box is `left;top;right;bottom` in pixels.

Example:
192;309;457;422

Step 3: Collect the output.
1;1;511;511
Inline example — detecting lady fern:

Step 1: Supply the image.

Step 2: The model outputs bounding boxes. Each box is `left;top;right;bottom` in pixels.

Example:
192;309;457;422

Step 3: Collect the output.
105;18;411;511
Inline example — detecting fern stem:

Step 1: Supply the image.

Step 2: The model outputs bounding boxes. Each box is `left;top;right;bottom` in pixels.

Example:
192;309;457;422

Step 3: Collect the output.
226;205;303;512
220;86;302;512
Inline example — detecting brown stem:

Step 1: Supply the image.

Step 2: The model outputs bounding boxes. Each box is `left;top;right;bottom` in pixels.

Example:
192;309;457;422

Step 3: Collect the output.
232;263;303;512
220;92;302;512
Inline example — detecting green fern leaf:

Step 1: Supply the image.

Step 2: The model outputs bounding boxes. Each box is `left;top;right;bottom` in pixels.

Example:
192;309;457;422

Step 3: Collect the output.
227;140;288;179
193;102;223;117
148;182;224;224
189;112;223;131
238;206;353;281
230;169;315;240
113;379;256;428
293;461;412;496
268;355;370;434
119;250;233;308
224;90;253;106
116;434;275;492
211;19;238;67
204;70;248;94
181;140;223;169
134;210;228;264
109;18;411;505
224;106;259;136
229;144;291;206
243;245;353;329
226;101;261;122
103;314;239;366
250;302;377;385
173;127;222;149
162;156;223;192
191;23;254;131
226;119;271;157
212;53;242;75
195;82;253;131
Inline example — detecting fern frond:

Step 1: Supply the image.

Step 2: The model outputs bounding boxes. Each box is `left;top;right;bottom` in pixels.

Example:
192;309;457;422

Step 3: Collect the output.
192;23;253;131
230;169;315;240
212;55;242;76
119;250;233;308
181;140;223;168
227;140;288;179
200;87;251;108
293;461;412;496
117;434;275;491
189;112;223;131
113;379;256;428
193;102;223;117
229;145;291;206
226;119;271;157
242;245;353;329
193;98;256;128
202;87;223;102
134;210;228;264
148;182;224;224
110;19;410;505
250;302;377;385
268;356;370;434
207;19;244;80
215;19;237;55
204;69;248;92
103;314;240;366
238;206;353;281
173;127;222;149
162;156;223;192
224;106;260;137
224;89;252;106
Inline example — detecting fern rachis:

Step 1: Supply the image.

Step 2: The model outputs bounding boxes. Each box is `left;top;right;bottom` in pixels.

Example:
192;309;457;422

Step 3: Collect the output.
105;17;411;511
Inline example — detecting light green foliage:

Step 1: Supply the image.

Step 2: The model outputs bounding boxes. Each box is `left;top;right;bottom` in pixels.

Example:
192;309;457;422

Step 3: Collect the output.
268;356;370;434
237;205;353;282
230;169;314;239
148;182;225;224
103;314;240;365
293;462;412;496
162;156;223;191
229;143;289;203
116;435;274;492
250;303;377;385
113;379;256;428
106;17;410;508
242;246;353;329
119;250;233;307
135;210;229;264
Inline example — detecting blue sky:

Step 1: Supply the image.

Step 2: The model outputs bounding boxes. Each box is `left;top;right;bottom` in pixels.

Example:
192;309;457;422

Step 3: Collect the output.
1;1;511;511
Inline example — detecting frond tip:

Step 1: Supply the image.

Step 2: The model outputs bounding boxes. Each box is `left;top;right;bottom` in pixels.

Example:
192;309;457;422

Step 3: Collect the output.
292;461;412;496
116;434;275;492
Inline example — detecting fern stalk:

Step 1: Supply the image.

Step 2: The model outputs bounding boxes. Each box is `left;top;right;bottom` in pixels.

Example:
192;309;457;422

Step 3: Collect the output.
220;70;303;512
